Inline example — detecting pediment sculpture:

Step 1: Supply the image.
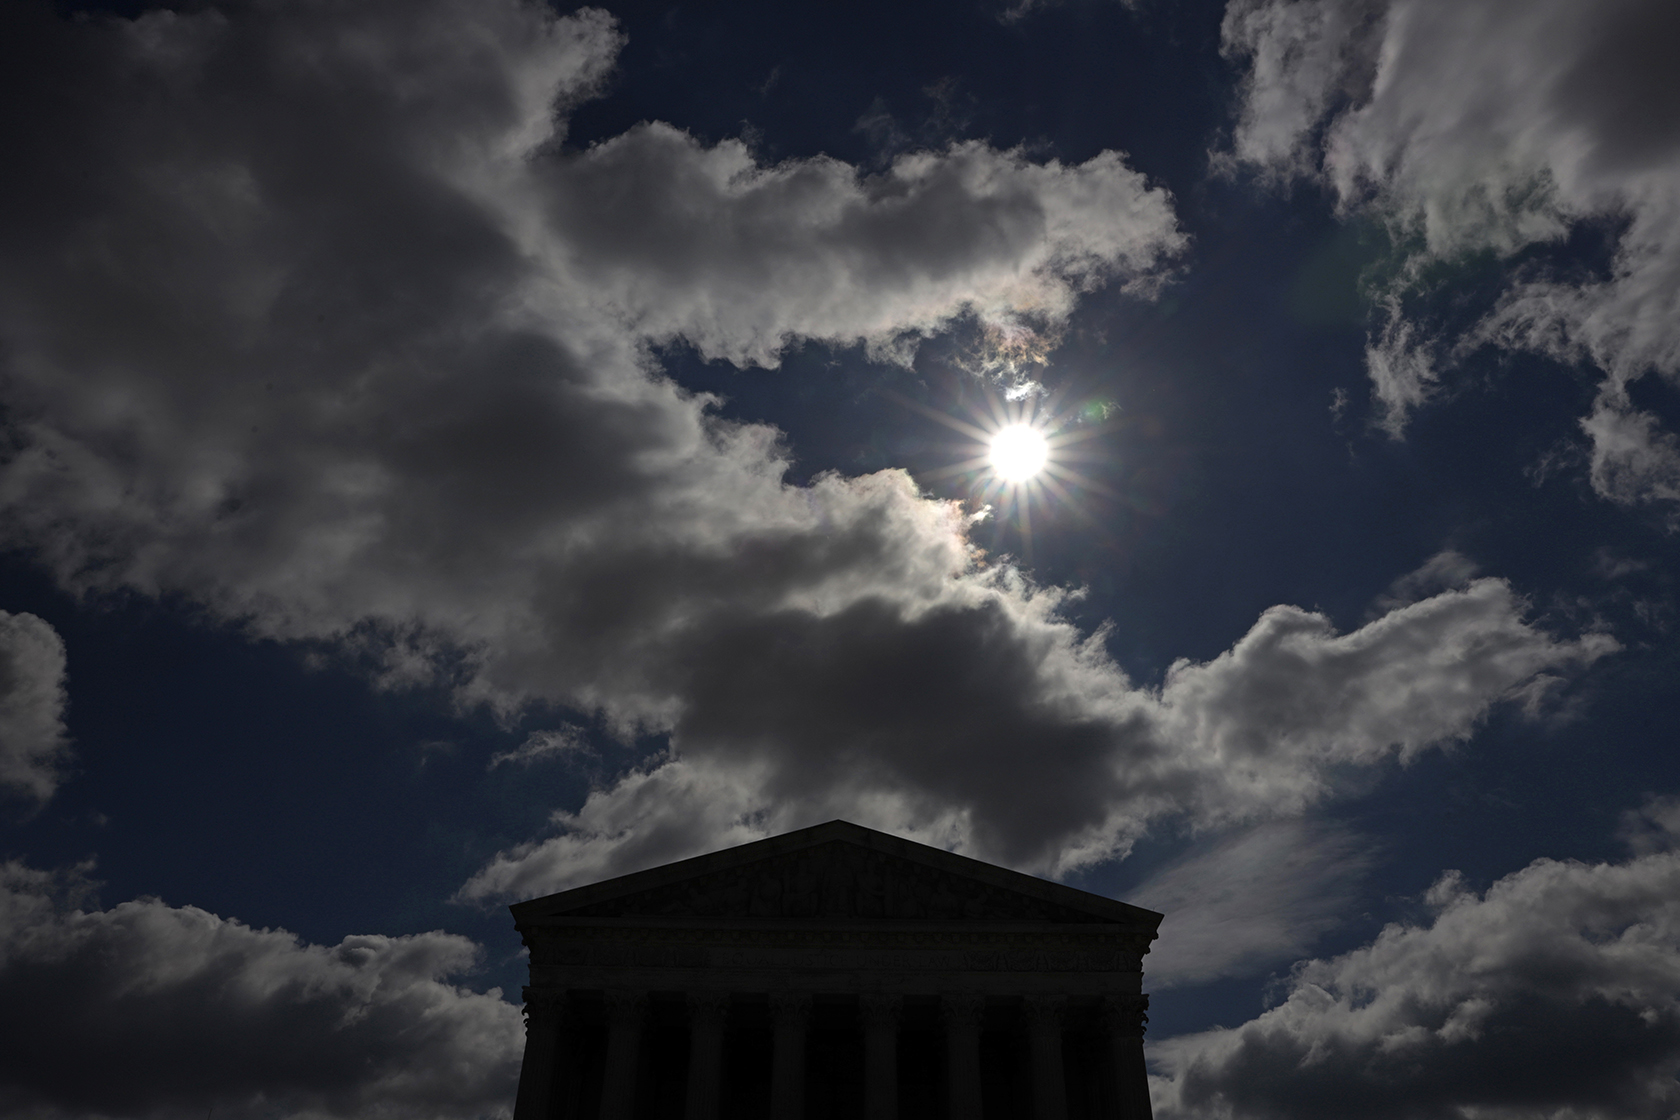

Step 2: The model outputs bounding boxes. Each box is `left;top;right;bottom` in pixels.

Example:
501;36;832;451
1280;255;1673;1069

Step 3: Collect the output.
551;837;1107;923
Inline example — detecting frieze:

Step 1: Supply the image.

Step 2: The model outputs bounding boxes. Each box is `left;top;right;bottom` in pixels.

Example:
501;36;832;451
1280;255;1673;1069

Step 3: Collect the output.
526;925;1150;977
539;943;1137;973
963;950;1133;972
526;924;1150;951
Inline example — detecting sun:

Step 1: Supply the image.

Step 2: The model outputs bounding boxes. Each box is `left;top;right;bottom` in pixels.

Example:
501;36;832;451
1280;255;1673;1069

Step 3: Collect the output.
989;423;1049;482
883;377;1123;566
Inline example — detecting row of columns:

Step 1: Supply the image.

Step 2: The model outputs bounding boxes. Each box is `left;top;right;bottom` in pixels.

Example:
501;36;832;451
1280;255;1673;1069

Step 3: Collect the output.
515;987;1150;1120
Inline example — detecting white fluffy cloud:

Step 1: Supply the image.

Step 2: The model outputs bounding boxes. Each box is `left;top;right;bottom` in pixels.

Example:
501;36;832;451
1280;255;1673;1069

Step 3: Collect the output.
460;575;1613;900
538;124;1183;367
0;861;522;1120
1222;0;1680;511
1152;804;1680;1120
0;611;70;804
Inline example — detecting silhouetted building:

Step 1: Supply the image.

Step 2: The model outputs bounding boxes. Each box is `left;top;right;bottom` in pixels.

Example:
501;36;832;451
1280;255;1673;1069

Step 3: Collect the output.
510;820;1161;1120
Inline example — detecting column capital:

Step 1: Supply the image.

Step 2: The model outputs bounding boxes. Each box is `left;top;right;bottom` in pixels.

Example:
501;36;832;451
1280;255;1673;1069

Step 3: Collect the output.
688;990;731;1023
1022;993;1066;1031
940;992;985;1030
604;988;648;1024
521;986;566;1030
859;992;903;1029
522;985;566;1009
769;990;812;1026
1102;993;1150;1040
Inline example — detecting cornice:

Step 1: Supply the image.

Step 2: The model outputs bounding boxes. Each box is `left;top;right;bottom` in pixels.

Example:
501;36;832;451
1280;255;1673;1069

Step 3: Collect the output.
522;923;1155;952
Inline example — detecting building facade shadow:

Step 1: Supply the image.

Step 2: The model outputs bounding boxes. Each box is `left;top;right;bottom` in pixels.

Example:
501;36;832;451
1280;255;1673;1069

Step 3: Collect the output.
510;820;1162;1120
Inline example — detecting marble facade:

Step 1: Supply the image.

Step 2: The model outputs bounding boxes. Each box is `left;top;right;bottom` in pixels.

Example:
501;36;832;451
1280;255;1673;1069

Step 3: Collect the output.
510;820;1162;1119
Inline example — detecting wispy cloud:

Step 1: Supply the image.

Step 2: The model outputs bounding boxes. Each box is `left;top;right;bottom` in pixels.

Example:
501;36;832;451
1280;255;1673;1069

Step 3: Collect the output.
0;611;70;805
1129;820;1377;988
1222;0;1680;514
488;726;589;770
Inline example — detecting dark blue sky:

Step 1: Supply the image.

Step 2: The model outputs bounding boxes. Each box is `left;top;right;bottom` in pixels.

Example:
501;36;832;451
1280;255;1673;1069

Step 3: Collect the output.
3;0;1680;1117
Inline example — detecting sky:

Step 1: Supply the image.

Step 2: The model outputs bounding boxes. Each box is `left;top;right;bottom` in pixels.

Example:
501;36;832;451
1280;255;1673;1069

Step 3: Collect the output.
2;0;1679;1116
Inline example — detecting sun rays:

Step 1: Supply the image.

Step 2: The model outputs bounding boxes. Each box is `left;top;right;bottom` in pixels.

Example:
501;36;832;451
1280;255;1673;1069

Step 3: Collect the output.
892;377;1124;566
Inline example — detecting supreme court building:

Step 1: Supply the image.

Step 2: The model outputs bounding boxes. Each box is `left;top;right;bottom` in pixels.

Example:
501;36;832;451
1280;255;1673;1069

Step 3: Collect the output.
510;820;1162;1120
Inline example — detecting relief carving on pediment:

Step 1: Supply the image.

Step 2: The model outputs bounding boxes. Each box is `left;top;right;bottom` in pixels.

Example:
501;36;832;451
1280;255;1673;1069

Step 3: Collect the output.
566;843;1103;923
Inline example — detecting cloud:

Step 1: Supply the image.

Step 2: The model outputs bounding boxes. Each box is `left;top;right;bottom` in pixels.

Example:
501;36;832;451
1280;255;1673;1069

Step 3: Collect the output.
0;0;1614;899
1221;0;1680;510
488;725;589;769
1619;794;1680;857
0;0;1180;719
0;861;522;1120
0;2;1151;853
1578;390;1680;510
1151;815;1680;1120
1368;548;1478;616
541;124;1183;367
460;576;1613;901
1128;820;1376;988
0;611;70;804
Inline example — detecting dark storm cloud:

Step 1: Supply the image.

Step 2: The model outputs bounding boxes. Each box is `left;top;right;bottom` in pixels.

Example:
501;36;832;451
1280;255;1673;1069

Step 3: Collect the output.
462;576;1612;898
0;611;70;804
0;862;522;1120
1152;815;1680;1120
1222;0;1680;513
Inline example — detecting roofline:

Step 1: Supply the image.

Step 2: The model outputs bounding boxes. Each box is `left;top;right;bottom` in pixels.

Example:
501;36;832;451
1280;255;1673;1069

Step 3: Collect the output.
509;820;1163;931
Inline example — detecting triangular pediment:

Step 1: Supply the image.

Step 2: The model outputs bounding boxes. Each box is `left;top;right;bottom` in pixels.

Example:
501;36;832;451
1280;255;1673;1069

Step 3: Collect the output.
511;821;1161;931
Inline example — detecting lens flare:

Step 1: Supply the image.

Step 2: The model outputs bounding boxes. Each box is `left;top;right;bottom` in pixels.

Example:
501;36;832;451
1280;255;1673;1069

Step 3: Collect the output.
880;322;1125;568
989;423;1049;482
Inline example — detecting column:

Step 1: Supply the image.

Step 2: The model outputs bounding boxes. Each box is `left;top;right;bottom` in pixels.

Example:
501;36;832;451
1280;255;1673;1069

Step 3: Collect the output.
860;993;902;1120
1103;994;1153;1120
769;991;812;1120
514;986;565;1120
599;989;646;1120
941;993;984;1120
684;991;729;1120
1023;995;1068;1120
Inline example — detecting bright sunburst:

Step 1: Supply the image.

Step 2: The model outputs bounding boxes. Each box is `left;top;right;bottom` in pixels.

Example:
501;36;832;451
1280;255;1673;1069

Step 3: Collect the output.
989;423;1049;482
889;371;1122;565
